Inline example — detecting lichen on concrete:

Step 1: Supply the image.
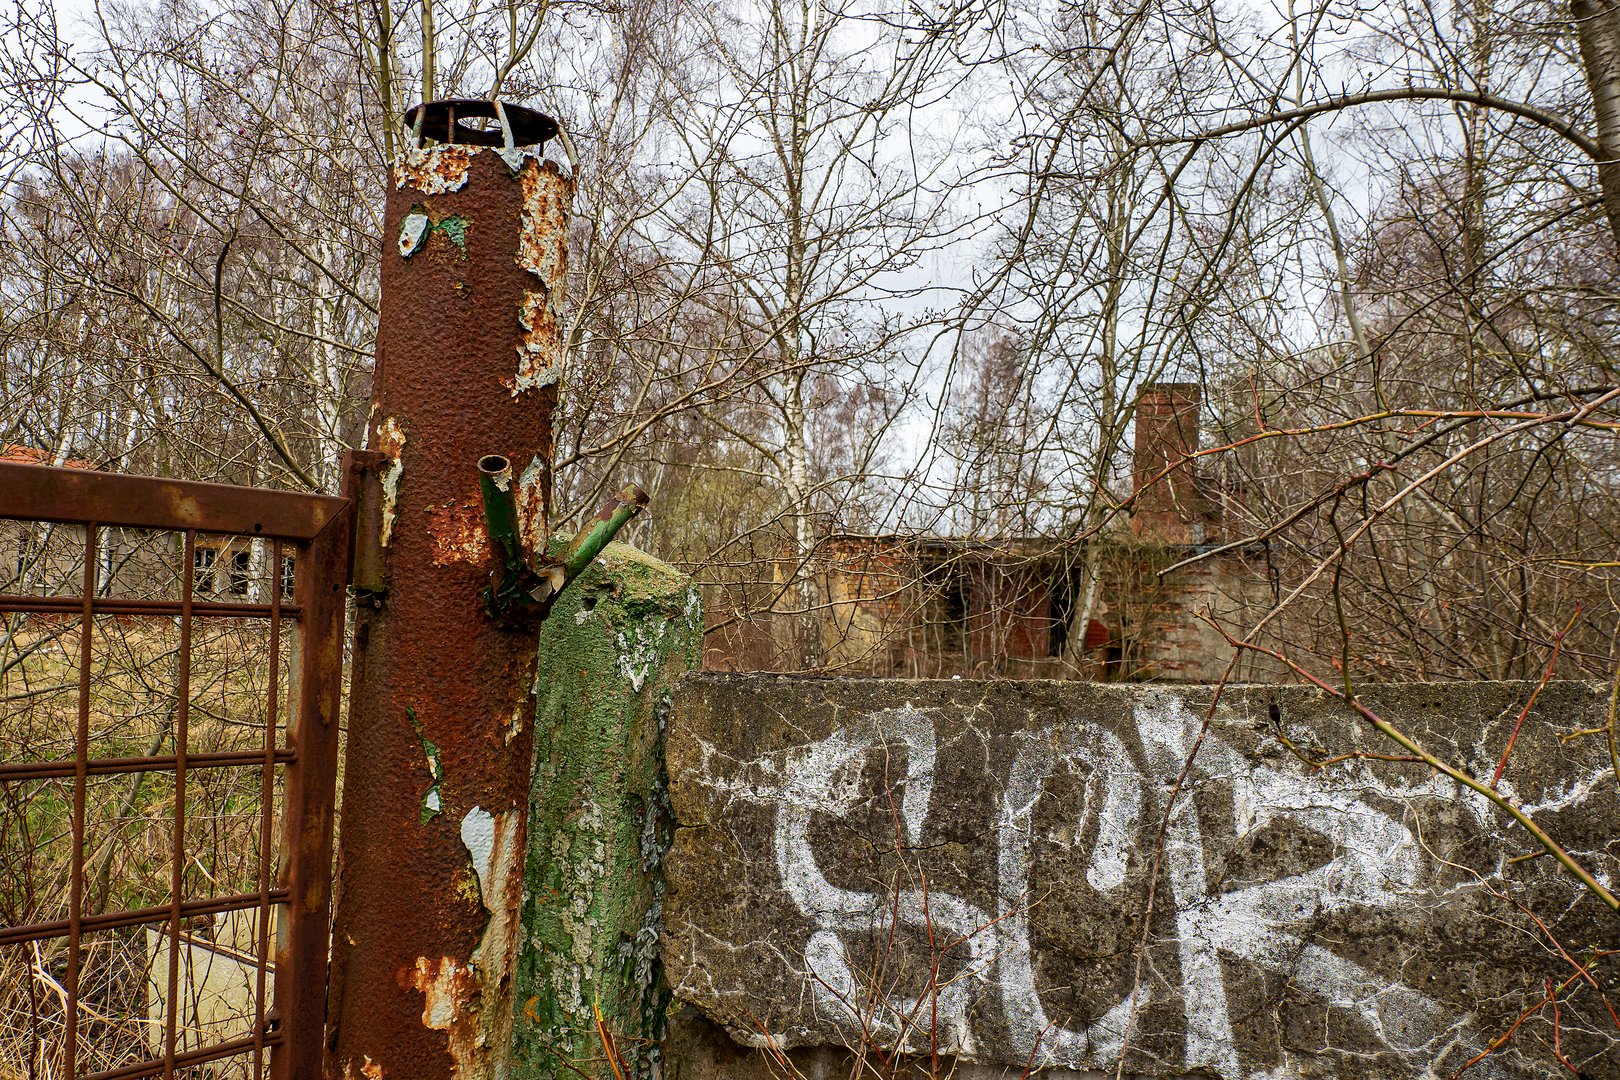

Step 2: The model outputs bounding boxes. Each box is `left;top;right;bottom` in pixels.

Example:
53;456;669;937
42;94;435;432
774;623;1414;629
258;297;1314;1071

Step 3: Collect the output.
511;542;700;1079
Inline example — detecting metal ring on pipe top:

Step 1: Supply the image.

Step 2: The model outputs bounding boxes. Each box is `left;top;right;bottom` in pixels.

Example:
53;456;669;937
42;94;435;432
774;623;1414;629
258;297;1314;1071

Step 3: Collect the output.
403;99;559;149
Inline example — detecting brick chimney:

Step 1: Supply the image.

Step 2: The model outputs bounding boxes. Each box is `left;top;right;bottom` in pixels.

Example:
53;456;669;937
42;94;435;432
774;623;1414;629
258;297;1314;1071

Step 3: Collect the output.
1132;382;1205;544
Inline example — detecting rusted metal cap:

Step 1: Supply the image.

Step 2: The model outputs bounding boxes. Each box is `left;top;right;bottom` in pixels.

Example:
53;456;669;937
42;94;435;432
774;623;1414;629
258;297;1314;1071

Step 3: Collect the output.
404;99;559;148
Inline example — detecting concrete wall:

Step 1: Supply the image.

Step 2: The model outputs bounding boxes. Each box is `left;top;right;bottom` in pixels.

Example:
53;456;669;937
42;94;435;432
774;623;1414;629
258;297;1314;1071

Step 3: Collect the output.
144;909;271;1059
661;677;1619;1079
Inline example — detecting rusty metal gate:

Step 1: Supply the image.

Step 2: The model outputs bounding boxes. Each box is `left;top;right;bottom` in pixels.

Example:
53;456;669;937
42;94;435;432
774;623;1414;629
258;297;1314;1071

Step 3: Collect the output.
0;460;351;1079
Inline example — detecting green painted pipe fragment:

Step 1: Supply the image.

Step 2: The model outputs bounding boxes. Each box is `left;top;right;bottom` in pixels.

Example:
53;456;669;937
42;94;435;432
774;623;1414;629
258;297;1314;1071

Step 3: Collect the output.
478;454;523;572
479;455;650;619
530;485;650;607
565;485;650;577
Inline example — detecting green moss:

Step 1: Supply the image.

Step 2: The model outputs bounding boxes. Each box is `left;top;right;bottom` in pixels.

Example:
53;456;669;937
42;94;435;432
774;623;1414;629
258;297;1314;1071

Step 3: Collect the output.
511;542;700;1080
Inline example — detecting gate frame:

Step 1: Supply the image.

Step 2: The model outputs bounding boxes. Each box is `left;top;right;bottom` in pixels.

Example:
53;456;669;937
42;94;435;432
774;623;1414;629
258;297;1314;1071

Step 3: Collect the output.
0;460;352;1079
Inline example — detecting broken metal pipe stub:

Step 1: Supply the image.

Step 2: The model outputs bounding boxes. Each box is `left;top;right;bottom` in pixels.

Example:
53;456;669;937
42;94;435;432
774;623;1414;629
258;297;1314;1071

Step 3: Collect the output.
479;454;650;622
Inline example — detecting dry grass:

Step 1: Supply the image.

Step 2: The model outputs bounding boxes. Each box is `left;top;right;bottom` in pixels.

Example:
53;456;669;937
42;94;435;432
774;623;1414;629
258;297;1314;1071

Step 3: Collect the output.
1;610;292;1080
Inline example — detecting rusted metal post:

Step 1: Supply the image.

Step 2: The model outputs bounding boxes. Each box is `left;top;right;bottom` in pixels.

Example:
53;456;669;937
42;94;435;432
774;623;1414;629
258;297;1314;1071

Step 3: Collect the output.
326;100;573;1080
274;468;353;1080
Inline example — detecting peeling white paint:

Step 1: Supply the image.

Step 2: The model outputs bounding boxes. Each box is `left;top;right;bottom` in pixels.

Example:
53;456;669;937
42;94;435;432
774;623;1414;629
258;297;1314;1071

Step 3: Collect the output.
419;734;442;822
459;805;526;1077
408;955;470;1031
513;455;547;558
460;805;524;918
516;160;572;280
376;416;406;548
514;290;561;397
398;213;430;257
395;145;476;194
460;806;497;903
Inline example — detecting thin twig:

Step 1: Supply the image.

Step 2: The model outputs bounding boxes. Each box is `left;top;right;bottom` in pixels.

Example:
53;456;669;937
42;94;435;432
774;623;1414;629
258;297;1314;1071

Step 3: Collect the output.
1491;606;1580;788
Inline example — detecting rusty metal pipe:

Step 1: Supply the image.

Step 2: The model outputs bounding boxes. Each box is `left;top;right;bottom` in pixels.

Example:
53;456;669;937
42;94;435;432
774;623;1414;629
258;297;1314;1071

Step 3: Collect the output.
327;102;572;1080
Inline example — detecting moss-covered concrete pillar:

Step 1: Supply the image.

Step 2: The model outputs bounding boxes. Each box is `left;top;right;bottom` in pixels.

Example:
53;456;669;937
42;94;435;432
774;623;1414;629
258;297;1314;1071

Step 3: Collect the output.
511;542;701;1079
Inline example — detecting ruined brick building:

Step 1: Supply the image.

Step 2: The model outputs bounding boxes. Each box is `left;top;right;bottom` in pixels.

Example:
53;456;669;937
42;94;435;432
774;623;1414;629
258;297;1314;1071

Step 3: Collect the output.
703;383;1278;682
5;383;1275;682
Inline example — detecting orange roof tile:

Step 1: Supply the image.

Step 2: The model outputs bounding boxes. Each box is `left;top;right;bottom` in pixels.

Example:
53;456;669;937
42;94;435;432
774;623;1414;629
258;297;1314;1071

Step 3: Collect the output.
1;445;96;469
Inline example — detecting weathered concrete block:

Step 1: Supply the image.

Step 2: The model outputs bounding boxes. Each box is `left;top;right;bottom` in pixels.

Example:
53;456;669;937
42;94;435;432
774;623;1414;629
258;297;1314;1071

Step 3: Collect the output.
664;677;1620;1078
512;543;701;1079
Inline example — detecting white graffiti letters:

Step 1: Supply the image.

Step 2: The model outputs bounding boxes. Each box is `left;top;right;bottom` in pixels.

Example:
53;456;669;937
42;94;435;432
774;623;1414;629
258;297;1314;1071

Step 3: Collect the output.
771;708;993;1052
729;692;1518;1079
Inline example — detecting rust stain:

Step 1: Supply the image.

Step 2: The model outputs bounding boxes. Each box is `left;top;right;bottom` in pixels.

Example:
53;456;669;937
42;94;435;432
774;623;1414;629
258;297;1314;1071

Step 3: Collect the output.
167;494;203;526
425;499;490;567
396;145;478;195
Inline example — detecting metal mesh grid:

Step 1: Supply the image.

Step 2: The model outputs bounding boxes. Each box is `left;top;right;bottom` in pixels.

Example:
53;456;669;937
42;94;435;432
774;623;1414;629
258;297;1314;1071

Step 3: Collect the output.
1;463;351;1080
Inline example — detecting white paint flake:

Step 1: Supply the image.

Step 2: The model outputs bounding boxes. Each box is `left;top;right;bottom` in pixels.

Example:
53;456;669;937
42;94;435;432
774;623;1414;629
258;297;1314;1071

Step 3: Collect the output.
460;807;497;904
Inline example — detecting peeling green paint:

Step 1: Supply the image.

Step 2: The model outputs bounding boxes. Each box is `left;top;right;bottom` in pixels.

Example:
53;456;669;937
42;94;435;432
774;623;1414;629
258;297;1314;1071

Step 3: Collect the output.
408;706;445;824
435;214;469;254
511;542;700;1080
